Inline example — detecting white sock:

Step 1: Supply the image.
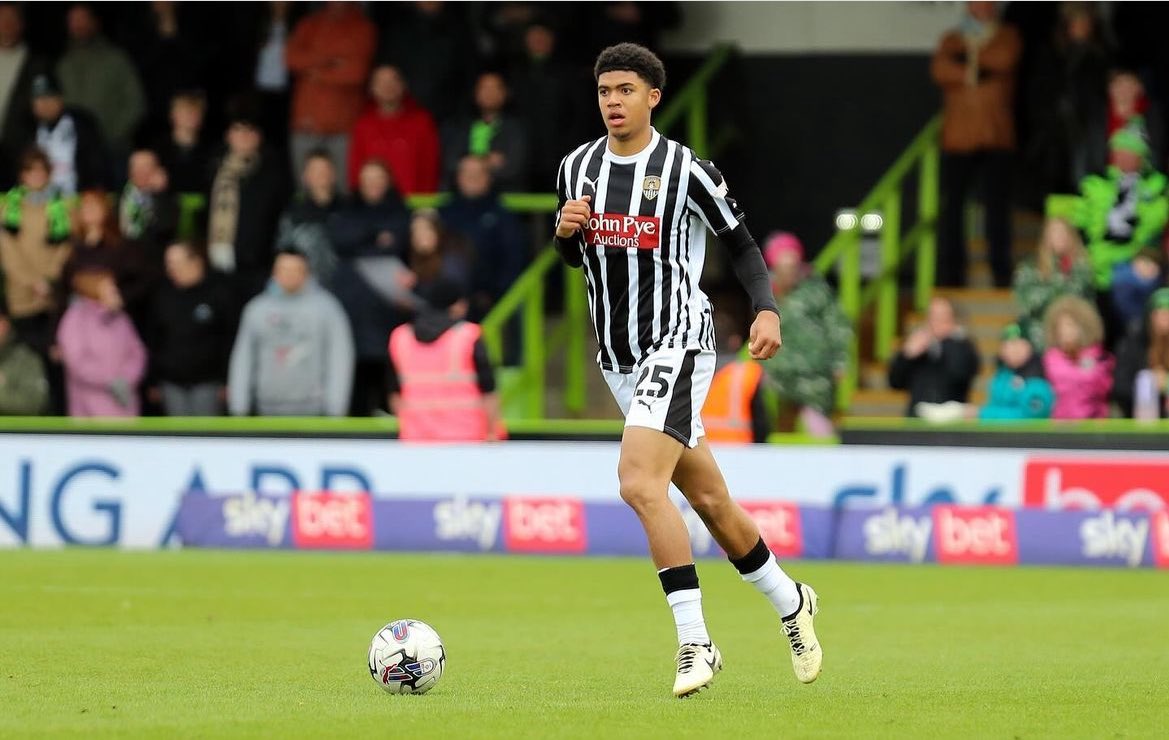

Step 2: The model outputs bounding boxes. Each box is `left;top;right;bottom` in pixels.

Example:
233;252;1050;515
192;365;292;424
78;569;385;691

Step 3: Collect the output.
665;588;710;645
741;552;801;618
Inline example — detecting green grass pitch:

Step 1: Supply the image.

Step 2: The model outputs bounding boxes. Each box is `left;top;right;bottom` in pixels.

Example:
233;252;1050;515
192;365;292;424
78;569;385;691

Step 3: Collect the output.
1;549;1165;738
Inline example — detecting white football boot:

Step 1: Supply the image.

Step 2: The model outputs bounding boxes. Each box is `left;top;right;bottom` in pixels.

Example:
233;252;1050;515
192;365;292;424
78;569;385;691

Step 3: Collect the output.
672;642;722;698
781;583;822;684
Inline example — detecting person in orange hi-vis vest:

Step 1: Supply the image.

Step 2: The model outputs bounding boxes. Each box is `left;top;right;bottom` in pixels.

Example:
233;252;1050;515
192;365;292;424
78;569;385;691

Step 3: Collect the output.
387;278;502;441
702;358;767;444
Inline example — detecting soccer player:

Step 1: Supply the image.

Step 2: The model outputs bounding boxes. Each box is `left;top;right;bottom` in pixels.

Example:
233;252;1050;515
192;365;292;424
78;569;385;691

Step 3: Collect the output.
554;44;823;697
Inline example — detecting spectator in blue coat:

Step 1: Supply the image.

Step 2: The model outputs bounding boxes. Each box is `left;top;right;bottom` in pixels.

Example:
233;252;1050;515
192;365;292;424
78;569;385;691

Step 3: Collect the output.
439;155;526;320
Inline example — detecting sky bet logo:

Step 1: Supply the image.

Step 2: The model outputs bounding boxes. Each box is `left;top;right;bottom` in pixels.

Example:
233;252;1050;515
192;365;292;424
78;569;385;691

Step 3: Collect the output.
584;213;661;250
1079;511;1149;568
862;509;933;563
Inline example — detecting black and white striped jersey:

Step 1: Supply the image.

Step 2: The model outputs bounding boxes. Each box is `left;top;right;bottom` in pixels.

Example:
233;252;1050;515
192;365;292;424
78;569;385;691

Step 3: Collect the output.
555;127;746;373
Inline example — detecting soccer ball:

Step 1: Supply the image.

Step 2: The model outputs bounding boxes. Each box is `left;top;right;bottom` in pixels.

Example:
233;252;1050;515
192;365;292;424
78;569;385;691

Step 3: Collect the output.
368;619;446;695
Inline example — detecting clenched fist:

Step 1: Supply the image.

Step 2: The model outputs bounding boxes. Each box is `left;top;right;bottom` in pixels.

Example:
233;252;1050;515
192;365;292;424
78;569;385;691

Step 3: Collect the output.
556;195;592;239
749;310;782;360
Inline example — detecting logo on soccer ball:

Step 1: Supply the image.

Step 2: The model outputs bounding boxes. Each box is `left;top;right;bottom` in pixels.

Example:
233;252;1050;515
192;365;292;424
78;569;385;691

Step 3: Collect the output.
642;175;661;200
390;621;410;642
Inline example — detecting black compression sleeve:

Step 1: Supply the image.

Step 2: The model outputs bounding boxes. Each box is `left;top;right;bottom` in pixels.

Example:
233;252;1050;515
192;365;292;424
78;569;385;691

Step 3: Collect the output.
555;235;584;268
723;225;779;316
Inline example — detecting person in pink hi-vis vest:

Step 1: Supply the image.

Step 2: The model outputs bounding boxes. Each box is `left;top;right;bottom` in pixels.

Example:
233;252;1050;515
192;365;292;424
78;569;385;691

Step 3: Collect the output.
388;278;502;441
55;271;147;417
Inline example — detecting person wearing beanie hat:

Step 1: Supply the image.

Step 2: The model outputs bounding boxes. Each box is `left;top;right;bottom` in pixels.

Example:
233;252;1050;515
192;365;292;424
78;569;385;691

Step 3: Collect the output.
757;230;851;434
23;71;108;195
1112;287;1169;418
916;320;1055;423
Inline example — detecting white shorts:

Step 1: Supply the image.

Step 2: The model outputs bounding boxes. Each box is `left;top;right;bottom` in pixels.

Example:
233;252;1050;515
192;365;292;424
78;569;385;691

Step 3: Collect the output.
602;347;716;448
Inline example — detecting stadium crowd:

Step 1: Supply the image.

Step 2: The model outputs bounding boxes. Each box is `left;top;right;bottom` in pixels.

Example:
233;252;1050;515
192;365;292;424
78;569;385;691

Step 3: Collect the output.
0;0;677;418
1;1;1168;427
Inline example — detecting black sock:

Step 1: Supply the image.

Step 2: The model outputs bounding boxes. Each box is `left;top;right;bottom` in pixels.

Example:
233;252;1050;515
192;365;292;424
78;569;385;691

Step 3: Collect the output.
729;537;771;576
657;563;700;595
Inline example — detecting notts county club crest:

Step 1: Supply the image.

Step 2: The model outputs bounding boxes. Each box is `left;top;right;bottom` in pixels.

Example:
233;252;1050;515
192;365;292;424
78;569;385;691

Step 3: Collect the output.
642;176;661;201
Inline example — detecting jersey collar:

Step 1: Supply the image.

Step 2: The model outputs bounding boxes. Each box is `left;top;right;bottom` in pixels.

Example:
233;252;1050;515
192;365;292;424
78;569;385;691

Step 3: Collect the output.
604;127;660;164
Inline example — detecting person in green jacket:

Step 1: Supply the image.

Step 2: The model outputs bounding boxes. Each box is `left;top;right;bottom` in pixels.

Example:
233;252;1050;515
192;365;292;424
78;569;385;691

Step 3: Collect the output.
1074;125;1169;292
756;232;852;434
0;307;48;415
1011;216;1094;350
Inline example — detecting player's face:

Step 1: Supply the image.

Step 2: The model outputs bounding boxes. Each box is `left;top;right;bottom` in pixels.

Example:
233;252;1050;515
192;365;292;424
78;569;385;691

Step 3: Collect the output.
597;71;660;141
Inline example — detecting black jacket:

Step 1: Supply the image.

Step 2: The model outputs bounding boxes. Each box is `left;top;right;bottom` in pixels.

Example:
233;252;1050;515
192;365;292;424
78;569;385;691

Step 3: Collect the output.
213;148;291;294
24;107;110;191
889;335;981;416
1113;321;1167;417
439;193;524;311
149;270;238;385
150;132;217;197
0;50;51;188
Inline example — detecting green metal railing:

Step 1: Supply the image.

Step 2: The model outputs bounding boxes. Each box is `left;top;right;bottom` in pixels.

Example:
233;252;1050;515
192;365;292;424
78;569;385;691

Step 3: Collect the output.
473;43;737;420
812;115;942;408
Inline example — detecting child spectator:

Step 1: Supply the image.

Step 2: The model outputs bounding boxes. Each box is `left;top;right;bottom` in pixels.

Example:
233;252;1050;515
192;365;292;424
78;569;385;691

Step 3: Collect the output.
347;64;439;196
889;295;981;417
442;71;529;191
61;190;150;326
1042;295;1114;419
0;148;71;356
228;247;353;417
285;1;376;184
757;232;851;435
0;306;48;415
56;269;147;417
1110;247;1164;336
150;90;214;196
276;148;340;286
149;242;235;416
1113;287;1169;419
1011;216;1094;349
917;322;1054;422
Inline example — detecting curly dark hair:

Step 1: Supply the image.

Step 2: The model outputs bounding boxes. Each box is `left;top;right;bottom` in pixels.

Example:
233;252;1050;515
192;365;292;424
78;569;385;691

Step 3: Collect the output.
594;43;666;90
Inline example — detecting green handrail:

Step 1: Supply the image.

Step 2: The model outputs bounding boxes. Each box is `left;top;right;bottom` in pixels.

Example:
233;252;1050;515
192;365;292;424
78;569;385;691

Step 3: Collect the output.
811;114;942;408
477;43;737;420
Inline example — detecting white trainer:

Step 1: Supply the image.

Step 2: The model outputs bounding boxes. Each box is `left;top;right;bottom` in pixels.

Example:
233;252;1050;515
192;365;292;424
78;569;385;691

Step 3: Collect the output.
781;583;822;684
672;642;722;698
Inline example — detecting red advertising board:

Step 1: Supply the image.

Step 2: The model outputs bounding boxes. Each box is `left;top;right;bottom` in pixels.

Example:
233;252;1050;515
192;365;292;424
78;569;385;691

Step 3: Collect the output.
933;505;1018;565
290;492;374;550
502;497;587;553
740;501;803;558
1023;459;1169;510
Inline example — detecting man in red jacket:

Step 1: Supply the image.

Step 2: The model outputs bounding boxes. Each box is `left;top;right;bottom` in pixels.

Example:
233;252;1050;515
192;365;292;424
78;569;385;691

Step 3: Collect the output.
286;2;376;192
348;64;440;196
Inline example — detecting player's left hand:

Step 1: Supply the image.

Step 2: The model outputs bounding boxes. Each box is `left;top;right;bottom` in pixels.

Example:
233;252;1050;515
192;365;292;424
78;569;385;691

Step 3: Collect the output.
748;310;781;360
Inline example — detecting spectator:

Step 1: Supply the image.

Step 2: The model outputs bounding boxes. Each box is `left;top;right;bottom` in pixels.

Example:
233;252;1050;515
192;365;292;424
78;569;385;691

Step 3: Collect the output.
347;64;440;196
285;1;376;185
1111;247;1164;336
276;148;340;286
757;232;851;435
328;158;412;415
29;72;107;195
1081;69;1165;181
250;0;300;153
920;322;1054;422
1042;295;1114;419
372;1;474;123
60;190;150;325
56;269;147;417
388;277;501;442
0;305;48;415
1012;216;1094;349
227;247;354;417
408;208;472;293
123;1;208;143
0;2;50;188
702;323;769;444
931;1;1022;287
439;155;525;319
509;21;580;186
1023;2;1112;198
1113;287;1169;419
150;90;215;196
889;295;981;417
56;3;146;170
442;71;529;191
1075;126;1169;344
207;100;291;299
120;148;178;267
150;242;235;416
0;148;71;361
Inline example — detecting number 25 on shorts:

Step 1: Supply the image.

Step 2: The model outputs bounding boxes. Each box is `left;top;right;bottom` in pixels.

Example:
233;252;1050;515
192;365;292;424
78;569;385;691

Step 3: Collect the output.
634;364;672;399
